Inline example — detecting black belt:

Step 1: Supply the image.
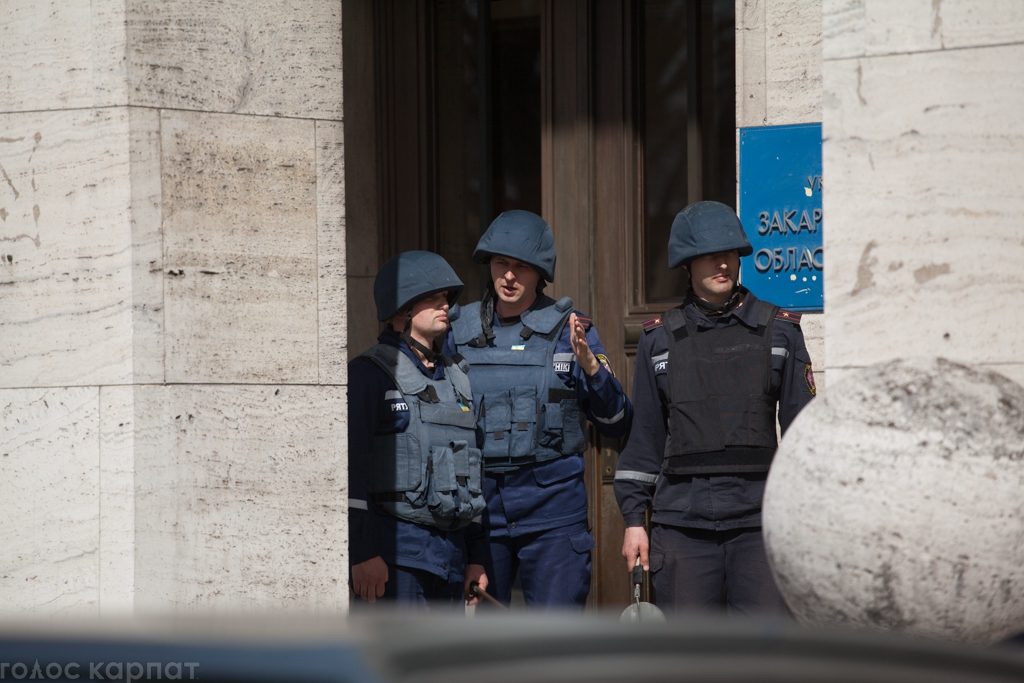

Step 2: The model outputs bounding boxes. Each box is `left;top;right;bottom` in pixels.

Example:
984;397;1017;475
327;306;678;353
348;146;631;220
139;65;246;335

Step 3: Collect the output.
663;446;776;475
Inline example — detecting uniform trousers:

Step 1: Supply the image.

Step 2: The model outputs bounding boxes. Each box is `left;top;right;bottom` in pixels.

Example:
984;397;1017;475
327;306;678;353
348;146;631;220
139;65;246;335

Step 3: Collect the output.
650;524;788;615
482;521;594;609
353;564;464;611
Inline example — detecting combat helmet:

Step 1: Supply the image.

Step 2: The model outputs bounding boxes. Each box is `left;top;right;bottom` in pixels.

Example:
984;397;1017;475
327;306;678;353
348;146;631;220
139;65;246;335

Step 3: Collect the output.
668;201;753;269
472;210;557;282
373;251;464;322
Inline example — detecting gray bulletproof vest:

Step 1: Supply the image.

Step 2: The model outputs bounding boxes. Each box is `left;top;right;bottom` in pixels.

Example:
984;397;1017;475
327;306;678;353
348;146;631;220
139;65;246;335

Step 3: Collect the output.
449;295;587;472
360;344;486;530
662;300;780;475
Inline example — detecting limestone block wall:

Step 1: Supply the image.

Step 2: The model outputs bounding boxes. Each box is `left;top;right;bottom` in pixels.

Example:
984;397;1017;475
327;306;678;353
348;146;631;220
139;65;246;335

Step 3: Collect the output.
0;0;347;614
821;0;1024;386
736;0;826;389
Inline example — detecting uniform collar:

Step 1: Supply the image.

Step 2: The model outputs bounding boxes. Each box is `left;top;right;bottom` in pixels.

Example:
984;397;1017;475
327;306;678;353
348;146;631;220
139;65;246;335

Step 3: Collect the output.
491;292;542;328
685;286;761;330
378;328;445;380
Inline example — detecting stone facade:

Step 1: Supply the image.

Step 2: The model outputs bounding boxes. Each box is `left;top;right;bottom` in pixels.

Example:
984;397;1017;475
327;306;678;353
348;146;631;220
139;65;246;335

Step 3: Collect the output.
0;0;347;614
821;0;1024;387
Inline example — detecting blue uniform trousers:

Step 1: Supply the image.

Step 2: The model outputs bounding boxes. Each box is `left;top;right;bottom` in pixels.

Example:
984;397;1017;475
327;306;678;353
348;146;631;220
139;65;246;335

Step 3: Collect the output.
352;563;464;611
481;521;594;609
650;524;788;615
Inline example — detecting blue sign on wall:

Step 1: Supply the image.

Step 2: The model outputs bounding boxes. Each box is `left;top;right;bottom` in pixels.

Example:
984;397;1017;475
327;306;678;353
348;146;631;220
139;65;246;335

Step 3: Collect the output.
739;123;823;311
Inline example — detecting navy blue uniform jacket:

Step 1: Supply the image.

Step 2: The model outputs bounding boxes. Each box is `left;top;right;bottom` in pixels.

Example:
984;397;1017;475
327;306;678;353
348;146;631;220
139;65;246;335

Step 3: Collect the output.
614;290;815;531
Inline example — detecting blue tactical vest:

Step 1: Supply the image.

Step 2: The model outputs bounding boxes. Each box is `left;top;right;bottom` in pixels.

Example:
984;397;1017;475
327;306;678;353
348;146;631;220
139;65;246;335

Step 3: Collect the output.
360;344;486;530
449;295;587;472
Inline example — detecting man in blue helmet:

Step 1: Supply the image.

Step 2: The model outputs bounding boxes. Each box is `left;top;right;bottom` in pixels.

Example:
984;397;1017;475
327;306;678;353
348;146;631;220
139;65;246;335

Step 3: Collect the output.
348;251;488;607
445;210;633;608
614;201;815;613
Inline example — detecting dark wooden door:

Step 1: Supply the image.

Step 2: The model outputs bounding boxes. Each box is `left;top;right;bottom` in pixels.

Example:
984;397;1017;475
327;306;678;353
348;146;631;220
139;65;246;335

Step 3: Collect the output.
344;0;735;609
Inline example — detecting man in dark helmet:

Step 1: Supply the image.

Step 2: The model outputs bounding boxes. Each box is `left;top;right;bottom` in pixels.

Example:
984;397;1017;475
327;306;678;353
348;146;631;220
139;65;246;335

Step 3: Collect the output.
348;251;488;607
614;201;815;613
444;210;633;608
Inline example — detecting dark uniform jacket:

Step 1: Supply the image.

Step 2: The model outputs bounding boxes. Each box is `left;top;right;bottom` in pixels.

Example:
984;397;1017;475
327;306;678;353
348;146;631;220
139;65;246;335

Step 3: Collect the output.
348;328;487;582
614;289;815;531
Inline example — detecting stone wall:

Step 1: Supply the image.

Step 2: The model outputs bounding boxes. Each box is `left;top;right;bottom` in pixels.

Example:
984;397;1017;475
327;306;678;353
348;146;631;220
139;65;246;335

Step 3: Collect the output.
821;0;1024;386
0;0;347;614
736;0;826;388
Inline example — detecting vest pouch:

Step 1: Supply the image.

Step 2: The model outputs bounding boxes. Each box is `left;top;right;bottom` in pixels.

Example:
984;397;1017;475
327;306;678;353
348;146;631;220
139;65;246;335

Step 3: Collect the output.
368;431;424;498
510;385;538;456
427;445;460;519
452;441;487;520
667;398;725;455
557;399;587;455
464;445;484;495
428;442;486;522
420;401;478;430
539;398;586;455
539;402;564;450
481;392;512;459
718;394;778;448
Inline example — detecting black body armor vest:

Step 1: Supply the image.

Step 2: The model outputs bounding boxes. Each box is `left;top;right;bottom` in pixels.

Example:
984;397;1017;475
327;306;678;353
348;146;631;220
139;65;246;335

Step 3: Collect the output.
662;299;780;475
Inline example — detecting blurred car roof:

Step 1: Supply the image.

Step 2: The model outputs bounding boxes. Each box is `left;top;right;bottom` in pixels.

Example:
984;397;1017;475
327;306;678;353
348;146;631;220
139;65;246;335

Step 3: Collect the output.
1;612;1023;683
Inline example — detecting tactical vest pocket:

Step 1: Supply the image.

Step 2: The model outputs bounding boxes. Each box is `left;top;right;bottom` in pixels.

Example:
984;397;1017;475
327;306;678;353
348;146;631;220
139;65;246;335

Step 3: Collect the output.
427;442;486;521
481;386;538;460
481;393;512;459
464;445;484;495
719;394;779;448
667;399;725;455
420;401;477;429
510;385;538;456
369;432;424;495
464;445;487;518
558;399;586;454
539;402;564;450
539;400;587;455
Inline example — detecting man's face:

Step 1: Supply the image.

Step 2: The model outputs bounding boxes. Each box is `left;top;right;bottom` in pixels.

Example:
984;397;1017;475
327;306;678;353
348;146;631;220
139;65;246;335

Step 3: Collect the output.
687;250;740;303
490;255;541;307
404;291;451;340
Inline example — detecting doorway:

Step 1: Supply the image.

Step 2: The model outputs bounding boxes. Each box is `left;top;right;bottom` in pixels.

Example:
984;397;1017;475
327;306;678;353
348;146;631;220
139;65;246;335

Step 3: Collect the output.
343;0;736;608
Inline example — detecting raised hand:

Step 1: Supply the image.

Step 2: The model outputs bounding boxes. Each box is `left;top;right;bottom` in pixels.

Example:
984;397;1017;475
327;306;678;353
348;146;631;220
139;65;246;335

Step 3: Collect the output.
569;313;600;376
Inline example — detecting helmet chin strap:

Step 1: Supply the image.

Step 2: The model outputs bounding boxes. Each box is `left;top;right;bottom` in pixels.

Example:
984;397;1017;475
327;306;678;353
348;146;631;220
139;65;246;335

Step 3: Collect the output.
471;284;497;348
400;311;440;363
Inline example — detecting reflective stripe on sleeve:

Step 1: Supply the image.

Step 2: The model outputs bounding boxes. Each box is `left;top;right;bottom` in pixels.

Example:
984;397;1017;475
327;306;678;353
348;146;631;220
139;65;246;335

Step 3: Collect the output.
593;408;626;425
651;352;669;363
348;498;368;510
772;347;789;359
552;353;576;362
614;470;658;484
384;390;403;401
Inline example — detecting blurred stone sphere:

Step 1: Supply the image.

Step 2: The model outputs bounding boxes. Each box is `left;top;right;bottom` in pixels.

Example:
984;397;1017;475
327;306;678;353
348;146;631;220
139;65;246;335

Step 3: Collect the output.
763;358;1024;643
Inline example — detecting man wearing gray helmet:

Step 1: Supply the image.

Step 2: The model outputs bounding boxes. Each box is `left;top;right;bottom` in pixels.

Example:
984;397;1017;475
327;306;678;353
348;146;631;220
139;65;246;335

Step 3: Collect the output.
614;201;815;613
445;210;633;608
348;251;488;607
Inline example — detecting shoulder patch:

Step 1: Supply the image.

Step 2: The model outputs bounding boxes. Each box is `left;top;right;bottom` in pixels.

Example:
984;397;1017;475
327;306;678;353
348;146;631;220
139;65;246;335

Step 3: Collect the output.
642;316;663;332
775;309;803;324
